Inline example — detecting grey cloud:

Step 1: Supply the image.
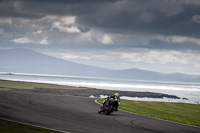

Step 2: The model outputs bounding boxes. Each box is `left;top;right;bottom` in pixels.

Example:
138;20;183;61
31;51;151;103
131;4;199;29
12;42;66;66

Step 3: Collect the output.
74;0;200;37
0;0;115;18
1;0;200;50
1;0;200;36
192;15;200;24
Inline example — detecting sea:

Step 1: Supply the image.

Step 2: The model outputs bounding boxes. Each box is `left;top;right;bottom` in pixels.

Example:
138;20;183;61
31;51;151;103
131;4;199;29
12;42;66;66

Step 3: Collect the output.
0;72;200;104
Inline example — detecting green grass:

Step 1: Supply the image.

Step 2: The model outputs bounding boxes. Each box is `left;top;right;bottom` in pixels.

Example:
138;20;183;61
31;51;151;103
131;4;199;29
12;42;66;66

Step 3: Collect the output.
0;119;60;133
97;99;200;127
0;79;87;90
0;79;178;98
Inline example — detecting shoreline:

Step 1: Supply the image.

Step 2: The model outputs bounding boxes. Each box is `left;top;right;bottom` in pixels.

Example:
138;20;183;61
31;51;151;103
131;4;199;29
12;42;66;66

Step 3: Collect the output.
1;72;200;104
0;79;181;100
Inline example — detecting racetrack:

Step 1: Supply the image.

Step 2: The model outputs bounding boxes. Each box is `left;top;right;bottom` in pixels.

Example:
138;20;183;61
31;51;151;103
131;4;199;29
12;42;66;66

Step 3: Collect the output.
0;91;199;133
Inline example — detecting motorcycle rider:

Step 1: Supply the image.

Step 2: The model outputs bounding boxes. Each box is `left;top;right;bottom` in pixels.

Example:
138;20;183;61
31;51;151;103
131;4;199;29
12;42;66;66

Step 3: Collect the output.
102;93;120;112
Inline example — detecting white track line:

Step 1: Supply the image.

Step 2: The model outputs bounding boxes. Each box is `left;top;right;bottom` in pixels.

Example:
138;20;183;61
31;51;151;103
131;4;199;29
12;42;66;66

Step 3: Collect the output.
0;118;70;133
95;99;200;129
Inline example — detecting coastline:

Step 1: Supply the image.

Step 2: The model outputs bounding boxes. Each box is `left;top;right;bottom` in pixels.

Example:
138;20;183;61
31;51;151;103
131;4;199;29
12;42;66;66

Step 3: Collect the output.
0;79;180;99
1;72;200;104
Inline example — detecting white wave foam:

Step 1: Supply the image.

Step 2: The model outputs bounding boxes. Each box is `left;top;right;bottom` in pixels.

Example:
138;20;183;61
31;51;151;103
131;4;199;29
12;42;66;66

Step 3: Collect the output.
1;73;200;104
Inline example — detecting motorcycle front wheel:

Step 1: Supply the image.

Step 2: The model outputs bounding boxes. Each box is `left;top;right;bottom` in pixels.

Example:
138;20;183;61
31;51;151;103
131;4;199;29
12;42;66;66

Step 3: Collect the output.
105;105;114;115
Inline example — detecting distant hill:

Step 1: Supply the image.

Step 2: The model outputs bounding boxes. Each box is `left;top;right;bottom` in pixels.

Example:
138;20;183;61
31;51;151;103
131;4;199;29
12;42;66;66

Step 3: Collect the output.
0;48;200;82
0;48;112;77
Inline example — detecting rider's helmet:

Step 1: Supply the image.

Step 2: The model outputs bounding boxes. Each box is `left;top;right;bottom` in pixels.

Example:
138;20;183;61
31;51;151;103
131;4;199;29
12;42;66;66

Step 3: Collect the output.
114;93;119;96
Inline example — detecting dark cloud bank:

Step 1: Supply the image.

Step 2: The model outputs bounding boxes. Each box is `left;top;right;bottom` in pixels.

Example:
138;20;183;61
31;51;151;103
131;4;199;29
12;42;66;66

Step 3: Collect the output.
1;0;200;36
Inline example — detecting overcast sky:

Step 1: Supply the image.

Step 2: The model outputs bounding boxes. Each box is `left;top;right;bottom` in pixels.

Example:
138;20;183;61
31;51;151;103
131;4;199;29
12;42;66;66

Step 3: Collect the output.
0;0;200;75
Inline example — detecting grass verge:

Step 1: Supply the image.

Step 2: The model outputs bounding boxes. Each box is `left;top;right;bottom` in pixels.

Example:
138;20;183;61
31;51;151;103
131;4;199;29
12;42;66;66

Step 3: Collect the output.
0;79;87;90
0;119;60;133
97;99;200;127
0;79;179;98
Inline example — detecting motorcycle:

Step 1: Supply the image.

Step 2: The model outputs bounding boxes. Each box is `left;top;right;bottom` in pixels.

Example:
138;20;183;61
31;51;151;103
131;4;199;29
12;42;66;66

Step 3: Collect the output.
98;97;118;115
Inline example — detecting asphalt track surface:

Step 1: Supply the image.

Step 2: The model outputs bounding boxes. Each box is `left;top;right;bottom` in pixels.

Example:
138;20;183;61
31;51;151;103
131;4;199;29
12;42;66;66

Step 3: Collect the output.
0;91;200;133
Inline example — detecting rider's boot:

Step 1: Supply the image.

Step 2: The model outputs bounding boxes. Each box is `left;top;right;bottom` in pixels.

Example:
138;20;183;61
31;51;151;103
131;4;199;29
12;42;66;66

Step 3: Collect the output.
115;107;118;112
